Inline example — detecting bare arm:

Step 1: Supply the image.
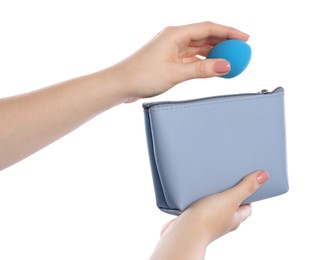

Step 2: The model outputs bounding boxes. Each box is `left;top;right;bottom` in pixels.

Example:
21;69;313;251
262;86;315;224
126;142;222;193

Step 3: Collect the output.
0;21;249;170
0;68;126;170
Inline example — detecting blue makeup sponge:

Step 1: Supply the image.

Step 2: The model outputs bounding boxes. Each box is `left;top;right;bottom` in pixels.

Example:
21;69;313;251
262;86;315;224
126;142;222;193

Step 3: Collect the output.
207;39;251;78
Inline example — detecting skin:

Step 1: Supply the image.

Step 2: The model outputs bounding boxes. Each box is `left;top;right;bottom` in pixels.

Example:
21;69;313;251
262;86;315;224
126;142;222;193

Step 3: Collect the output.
149;170;269;260
0;21;267;259
0;21;248;171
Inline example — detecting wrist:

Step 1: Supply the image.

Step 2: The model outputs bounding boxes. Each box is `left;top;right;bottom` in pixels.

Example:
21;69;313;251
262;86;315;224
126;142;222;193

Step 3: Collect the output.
152;217;209;260
91;66;135;108
102;64;142;104
180;208;222;245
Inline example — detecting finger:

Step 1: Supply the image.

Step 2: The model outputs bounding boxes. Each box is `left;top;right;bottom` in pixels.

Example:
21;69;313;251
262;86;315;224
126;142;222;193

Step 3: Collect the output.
180;45;213;59
182;56;203;63
188;38;223;48
236;204;253;222
224;170;269;206
189;37;228;48
179;21;249;42
177;58;231;80
230;204;253;232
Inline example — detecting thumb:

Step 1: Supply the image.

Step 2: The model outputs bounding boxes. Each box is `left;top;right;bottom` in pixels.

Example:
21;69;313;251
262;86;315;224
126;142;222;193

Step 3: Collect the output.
224;170;269;205
178;58;231;80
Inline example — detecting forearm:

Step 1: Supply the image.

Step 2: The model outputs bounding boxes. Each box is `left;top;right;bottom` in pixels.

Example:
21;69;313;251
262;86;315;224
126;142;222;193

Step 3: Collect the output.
150;236;207;260
0;66;127;171
150;217;210;260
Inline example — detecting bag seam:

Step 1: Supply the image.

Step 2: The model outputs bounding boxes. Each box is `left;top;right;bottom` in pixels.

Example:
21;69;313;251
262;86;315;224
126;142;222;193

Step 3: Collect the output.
148;93;284;113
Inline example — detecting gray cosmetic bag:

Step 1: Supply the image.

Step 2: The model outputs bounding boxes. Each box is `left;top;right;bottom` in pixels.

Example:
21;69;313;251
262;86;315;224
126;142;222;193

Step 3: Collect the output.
143;87;289;215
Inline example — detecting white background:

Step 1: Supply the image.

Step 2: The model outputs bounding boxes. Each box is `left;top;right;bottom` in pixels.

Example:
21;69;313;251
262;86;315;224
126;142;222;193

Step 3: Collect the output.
0;0;321;259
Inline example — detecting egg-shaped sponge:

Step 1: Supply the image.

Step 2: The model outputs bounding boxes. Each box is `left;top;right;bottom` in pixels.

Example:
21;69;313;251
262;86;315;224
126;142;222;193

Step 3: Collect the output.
207;39;251;78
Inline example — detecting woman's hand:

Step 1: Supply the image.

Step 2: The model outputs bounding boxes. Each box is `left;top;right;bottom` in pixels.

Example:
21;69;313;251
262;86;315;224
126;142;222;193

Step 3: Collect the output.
111;21;249;102
150;170;269;260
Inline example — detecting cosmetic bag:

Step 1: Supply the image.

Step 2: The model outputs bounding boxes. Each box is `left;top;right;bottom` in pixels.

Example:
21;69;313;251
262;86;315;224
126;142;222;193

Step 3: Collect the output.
143;87;289;215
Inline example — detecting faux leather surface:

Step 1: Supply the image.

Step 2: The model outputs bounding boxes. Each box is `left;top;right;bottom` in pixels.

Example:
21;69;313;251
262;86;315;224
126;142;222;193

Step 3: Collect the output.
143;87;289;215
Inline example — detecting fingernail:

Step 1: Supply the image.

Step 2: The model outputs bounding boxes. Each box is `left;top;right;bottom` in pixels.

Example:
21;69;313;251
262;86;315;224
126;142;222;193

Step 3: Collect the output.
214;60;230;73
256;170;269;184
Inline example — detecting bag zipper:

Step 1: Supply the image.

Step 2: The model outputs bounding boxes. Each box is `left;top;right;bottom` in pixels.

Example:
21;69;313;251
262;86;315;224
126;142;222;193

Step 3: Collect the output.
143;87;283;110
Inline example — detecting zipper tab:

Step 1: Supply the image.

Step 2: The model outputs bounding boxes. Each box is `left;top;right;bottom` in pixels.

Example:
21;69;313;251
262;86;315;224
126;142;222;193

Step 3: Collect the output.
261;89;270;94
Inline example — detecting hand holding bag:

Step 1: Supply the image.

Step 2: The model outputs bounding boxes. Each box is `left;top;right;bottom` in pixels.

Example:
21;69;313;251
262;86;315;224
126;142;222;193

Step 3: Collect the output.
143;87;289;215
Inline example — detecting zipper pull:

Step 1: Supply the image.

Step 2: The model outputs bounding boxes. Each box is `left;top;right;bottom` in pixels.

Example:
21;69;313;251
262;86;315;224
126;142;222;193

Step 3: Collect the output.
261;89;270;94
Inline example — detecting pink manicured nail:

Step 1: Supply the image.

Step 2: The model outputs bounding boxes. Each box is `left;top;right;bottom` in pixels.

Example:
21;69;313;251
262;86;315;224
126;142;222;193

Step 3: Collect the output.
214;60;230;73
256;170;269;184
